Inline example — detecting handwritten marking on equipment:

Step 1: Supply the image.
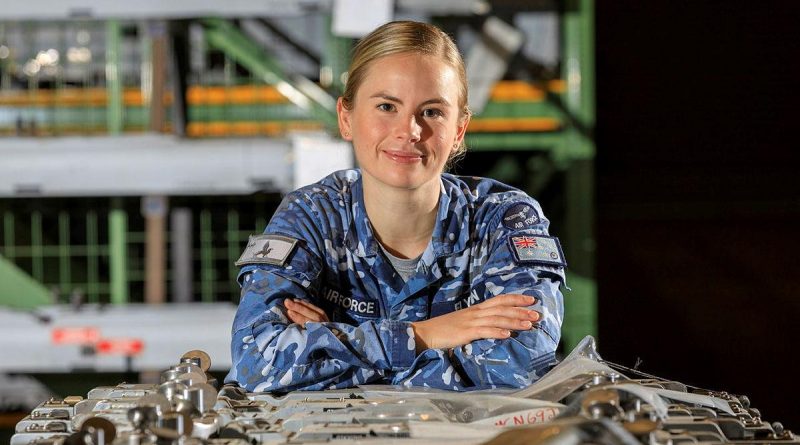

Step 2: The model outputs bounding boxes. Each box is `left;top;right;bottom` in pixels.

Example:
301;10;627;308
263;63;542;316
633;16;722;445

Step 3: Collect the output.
478;407;560;427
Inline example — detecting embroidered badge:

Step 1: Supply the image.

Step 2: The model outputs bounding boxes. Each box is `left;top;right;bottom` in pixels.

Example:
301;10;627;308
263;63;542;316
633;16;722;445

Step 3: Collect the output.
502;203;540;230
508;235;567;267
235;234;299;267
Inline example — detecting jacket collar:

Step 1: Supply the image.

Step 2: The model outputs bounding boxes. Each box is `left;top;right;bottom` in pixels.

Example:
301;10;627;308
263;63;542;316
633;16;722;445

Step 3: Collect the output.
344;172;469;260
344;175;379;257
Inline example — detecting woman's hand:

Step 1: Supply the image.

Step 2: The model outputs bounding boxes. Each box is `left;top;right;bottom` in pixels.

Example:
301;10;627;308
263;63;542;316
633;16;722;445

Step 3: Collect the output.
284;299;330;327
411;294;539;353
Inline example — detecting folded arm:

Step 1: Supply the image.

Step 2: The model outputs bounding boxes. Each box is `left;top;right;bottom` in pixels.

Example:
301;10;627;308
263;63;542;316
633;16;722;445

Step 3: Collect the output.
226;266;418;392
390;268;563;390
390;200;566;390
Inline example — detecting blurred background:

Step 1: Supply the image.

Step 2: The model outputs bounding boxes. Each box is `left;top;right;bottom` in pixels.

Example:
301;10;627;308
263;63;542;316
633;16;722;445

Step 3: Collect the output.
0;0;797;438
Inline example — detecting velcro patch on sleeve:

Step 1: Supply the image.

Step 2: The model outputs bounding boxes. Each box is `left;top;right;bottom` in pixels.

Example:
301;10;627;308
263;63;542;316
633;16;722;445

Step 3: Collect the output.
508;235;567;268
235;234;299;267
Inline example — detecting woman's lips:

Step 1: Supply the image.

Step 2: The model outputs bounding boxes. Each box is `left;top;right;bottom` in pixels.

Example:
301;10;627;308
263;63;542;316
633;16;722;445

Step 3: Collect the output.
383;150;424;164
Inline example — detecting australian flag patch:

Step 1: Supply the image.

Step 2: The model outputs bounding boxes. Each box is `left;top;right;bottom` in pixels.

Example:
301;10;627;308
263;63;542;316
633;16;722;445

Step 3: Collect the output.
508;235;567;268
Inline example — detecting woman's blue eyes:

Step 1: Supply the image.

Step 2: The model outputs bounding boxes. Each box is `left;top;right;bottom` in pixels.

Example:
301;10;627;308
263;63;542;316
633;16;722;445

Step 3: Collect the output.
376;103;443;118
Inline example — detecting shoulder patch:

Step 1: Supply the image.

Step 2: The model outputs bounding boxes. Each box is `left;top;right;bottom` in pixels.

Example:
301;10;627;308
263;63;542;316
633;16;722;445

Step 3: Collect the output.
235;234;299;267
508;235;567;268
502;203;540;230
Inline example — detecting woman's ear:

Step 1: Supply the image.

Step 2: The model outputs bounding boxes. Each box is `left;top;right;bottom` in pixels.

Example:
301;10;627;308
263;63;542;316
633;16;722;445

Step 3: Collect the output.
452;111;471;152
337;97;353;141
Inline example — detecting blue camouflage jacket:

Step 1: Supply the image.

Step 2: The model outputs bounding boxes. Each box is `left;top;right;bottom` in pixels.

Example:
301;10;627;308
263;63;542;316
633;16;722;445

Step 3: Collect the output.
225;169;566;392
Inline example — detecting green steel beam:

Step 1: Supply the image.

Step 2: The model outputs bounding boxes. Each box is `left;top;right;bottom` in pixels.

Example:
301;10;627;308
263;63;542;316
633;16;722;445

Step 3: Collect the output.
86;211;100;303
466;133;565;151
201;18;338;130
561;0;597;349
187;104;310;122
105;20;124;135
200;209;213;303
561;272;597;350
31;211;43;282
58;211;71;298
565;0;596;132
477;101;564;119
227;210;241;303
0;254;52;309
3;212;14;259
109;206;129;304
558;0;596;167
562;158;596;351
322;15;351;94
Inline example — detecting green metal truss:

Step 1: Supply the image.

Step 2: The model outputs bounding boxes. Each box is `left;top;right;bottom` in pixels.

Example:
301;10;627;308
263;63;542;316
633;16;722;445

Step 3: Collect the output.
106;20;124;135
559;0;597;350
201;18;338;130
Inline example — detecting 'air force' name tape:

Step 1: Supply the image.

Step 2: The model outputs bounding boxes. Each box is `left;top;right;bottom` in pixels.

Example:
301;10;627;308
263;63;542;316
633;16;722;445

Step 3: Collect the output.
235;234;298;267
508;234;567;268
321;287;380;317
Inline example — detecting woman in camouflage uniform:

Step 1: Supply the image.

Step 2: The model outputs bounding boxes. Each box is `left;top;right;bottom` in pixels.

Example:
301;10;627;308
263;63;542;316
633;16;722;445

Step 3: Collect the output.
226;21;566;392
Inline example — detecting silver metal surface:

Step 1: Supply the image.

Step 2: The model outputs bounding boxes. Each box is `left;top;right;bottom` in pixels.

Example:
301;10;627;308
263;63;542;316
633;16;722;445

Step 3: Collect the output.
10;339;799;445
0;303;235;373
0;135;293;198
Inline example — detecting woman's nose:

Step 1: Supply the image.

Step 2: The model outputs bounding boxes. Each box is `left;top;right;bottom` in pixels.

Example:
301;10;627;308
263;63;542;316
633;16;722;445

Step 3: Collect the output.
394;114;422;143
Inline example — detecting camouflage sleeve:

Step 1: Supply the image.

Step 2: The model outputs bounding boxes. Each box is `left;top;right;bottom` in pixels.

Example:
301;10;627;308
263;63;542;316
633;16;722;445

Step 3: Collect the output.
225;193;416;392
390;199;565;390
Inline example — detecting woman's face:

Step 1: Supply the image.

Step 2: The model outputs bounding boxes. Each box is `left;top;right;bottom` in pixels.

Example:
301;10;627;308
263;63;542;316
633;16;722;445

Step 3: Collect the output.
338;52;469;192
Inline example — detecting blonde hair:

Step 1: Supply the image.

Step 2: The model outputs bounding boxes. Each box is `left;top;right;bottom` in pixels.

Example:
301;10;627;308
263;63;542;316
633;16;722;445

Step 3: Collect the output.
341;21;470;166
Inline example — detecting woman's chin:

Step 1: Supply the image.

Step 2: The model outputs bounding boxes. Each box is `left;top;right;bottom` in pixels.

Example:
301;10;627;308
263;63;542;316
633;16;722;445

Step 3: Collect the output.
361;164;442;192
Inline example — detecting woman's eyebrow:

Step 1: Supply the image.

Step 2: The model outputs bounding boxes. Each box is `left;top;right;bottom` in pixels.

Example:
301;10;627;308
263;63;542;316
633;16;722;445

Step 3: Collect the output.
419;97;451;107
369;93;451;107
370;93;402;103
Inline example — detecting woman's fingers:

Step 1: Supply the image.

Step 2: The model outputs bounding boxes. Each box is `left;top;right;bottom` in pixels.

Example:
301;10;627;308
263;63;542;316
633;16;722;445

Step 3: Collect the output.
471;294;540;327
475;327;512;339
474;305;539;322
411;294;546;351
284;299;329;324
290;299;328;318
469;315;533;331
286;309;310;326
290;298;325;313
476;293;536;308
